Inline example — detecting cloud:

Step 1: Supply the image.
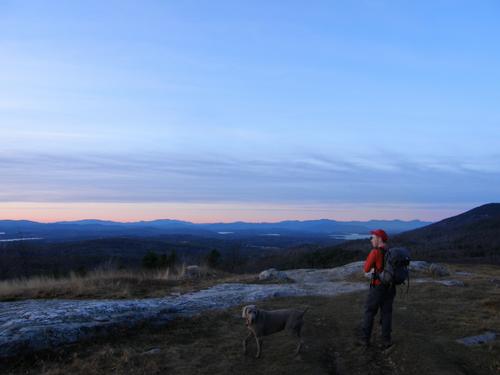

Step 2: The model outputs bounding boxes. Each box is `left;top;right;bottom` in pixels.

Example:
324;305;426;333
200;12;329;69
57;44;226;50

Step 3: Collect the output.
0;151;499;205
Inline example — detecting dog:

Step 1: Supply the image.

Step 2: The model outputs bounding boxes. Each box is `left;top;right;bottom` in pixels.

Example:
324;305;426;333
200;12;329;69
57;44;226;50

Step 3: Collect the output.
241;304;308;358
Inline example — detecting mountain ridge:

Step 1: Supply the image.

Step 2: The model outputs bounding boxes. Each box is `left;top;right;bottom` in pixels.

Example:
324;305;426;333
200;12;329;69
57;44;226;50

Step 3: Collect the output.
328;203;500;263
0;218;432;241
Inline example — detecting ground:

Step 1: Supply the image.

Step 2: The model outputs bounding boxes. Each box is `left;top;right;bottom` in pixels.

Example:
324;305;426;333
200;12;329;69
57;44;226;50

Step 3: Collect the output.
2;264;499;375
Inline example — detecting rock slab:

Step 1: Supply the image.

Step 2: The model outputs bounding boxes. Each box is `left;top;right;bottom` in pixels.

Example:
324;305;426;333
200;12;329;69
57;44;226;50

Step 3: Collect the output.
456;332;497;346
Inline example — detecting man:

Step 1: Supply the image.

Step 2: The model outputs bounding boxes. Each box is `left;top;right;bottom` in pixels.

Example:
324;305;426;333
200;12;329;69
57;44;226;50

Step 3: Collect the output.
360;229;396;349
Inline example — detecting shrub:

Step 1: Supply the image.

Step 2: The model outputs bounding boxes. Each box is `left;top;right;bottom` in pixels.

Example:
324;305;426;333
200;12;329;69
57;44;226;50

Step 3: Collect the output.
206;249;221;268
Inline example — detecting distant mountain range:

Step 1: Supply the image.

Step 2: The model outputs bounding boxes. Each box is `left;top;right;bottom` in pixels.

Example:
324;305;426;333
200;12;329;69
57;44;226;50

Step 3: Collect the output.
0;218;432;242
1;204;498;279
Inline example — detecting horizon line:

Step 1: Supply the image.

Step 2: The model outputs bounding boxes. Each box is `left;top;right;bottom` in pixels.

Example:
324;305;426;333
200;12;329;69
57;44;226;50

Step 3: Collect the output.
0;217;435;225
0;201;487;224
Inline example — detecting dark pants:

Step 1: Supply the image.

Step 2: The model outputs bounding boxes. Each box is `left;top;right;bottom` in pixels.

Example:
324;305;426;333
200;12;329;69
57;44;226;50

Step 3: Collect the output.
362;284;396;342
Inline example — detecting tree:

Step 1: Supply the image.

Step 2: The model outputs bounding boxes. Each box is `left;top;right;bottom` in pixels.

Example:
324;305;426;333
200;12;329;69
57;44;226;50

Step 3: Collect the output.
167;249;177;268
142;250;159;269
156;250;178;269
158;254;168;268
206;249;221;268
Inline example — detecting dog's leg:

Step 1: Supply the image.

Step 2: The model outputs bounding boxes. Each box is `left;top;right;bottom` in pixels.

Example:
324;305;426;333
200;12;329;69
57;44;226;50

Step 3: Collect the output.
243;331;252;354
255;336;263;358
294;323;303;356
295;339;303;355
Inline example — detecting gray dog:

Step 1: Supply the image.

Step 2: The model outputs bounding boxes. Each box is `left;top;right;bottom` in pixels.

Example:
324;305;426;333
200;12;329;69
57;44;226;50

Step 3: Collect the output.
241;304;308;358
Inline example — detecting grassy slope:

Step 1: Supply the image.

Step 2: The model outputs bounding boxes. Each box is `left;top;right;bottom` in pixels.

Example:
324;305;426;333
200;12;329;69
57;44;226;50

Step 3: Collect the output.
0;268;250;302
2;264;499;375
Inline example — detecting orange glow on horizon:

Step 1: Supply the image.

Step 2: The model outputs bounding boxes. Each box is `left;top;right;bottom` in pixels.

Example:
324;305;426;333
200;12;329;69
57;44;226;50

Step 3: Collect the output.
0;201;475;223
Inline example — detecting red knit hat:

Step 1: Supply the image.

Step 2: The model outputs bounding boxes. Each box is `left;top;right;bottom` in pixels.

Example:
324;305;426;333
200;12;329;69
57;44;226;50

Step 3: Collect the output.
370;229;388;242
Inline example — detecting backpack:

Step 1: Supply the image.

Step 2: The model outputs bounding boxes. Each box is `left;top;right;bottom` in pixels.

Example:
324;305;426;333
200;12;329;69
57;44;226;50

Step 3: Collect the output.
378;247;411;286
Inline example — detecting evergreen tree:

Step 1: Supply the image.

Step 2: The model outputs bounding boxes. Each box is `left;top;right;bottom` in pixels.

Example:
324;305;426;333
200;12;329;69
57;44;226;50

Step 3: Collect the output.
142;250;159;269
206;249;221;268
167;249;177;268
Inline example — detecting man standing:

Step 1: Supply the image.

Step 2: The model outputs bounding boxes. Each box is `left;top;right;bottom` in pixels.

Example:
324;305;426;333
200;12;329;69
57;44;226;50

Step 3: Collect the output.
360;229;396;349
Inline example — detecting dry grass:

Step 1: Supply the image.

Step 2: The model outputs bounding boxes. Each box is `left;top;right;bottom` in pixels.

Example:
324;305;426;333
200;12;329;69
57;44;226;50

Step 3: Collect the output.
1;261;495;302
1;264;499;375
0;264;260;301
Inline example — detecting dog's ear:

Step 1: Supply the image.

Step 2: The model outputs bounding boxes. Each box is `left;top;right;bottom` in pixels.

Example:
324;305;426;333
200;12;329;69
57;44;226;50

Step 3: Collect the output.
242;306;248;318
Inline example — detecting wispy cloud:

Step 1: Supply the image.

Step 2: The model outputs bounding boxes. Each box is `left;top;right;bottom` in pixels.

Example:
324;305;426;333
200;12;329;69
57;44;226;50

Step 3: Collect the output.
0;151;498;205
1;1;499;220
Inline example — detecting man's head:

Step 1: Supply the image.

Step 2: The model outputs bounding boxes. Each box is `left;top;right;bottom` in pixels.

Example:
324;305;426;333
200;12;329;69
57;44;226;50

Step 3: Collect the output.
370;229;388;248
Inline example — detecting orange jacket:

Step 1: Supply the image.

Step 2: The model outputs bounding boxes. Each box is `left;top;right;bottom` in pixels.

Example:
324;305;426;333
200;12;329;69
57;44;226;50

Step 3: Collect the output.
364;247;386;286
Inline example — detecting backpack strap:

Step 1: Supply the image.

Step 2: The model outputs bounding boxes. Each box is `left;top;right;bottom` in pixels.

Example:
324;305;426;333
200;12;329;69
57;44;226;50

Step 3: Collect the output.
380;247;394;288
372;247;389;286
378;246;388;275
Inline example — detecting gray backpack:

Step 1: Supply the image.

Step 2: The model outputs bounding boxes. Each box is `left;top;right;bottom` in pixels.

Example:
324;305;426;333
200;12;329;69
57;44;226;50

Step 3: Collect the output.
378;247;411;286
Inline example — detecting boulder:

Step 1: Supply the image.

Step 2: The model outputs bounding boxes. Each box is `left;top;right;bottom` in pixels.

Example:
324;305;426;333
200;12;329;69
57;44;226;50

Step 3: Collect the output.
142;347;161;355
435;279;464;287
429;263;450;277
184;265;202;278
409;261;431;273
259;268;289;281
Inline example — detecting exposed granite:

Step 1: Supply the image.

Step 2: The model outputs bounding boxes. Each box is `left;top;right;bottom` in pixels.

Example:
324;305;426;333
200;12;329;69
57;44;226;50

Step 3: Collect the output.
0;263;368;358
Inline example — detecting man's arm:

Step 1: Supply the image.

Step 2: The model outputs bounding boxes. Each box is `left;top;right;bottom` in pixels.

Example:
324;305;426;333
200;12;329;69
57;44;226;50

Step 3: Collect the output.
363;250;376;273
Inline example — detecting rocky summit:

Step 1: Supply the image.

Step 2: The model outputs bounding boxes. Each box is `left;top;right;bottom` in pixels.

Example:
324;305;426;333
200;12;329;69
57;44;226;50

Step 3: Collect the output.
0;261;459;358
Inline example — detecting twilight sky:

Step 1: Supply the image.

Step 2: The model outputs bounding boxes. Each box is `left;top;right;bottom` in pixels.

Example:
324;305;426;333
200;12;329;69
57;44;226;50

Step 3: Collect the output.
1;1;499;222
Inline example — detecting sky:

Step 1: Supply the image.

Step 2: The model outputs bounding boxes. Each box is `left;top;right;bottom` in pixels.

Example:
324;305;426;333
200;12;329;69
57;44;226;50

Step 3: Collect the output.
1;0;499;223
